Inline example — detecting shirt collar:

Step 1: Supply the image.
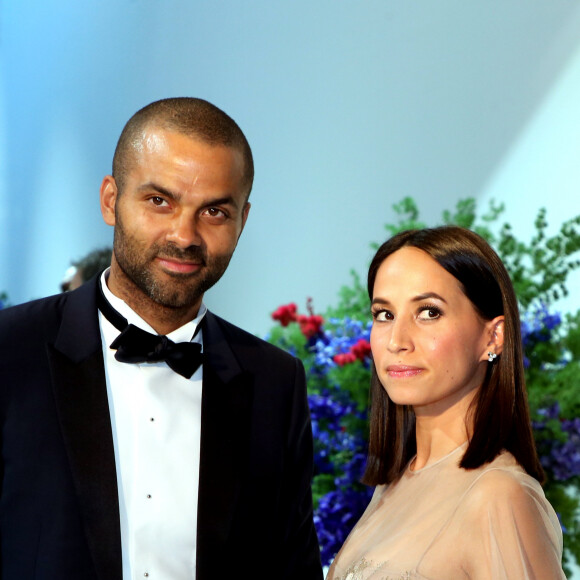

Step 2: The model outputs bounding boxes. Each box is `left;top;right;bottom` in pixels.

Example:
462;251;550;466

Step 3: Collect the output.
99;269;207;344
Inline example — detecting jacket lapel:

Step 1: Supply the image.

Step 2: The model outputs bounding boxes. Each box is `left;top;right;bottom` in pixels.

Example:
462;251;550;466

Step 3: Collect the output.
48;280;122;580
196;312;253;575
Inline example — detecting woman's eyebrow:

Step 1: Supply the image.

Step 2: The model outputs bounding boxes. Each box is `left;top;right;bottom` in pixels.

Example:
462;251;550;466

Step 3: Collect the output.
411;292;447;304
372;292;447;306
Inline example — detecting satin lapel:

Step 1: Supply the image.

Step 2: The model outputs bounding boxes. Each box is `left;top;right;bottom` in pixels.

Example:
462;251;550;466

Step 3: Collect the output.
196;312;253;576
48;280;122;580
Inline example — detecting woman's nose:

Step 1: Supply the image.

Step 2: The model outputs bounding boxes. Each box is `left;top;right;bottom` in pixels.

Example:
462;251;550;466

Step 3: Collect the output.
387;318;413;353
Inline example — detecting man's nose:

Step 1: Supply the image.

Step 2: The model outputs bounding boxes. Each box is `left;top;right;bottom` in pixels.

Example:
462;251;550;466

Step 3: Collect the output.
166;213;201;248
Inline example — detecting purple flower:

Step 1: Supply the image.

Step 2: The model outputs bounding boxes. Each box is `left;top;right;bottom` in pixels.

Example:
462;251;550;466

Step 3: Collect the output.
521;303;562;348
535;404;580;481
536;403;561;421
306;375;371;565
314;486;373;566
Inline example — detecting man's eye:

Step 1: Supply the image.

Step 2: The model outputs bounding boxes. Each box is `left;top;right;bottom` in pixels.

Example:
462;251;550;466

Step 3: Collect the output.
150;196;168;206
205;207;226;218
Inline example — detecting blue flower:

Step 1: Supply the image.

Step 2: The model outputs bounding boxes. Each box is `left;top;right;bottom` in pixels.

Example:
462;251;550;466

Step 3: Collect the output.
536;403;561;421
535;404;580;481
314;486;374;565
311;318;372;367
520;303;562;348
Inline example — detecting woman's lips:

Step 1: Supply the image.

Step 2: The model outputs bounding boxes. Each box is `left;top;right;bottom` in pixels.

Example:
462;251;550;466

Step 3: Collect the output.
386;365;424;378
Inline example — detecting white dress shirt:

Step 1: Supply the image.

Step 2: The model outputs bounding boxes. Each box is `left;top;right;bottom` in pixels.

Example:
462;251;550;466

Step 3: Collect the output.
99;272;205;579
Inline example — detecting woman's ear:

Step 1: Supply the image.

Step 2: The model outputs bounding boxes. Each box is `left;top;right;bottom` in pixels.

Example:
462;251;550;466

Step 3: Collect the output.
482;316;504;361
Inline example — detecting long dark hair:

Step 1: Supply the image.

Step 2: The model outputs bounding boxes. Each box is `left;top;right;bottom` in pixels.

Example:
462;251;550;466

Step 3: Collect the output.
362;226;544;485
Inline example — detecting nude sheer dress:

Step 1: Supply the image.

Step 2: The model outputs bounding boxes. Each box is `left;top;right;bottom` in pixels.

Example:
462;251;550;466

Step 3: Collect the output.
326;445;565;579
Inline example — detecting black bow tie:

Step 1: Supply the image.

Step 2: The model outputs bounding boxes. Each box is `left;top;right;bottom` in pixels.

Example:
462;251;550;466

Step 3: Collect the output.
97;282;203;379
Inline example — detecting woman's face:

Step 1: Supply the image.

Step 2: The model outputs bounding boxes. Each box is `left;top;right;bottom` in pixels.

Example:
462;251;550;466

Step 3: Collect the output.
370;246;503;416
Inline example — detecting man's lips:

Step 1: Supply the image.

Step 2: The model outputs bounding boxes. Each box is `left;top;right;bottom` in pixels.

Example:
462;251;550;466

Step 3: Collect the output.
386;365;424;378
157;257;203;274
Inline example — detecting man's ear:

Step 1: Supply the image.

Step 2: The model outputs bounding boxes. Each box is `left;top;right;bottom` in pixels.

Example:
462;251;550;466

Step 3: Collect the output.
482;316;504;361
100;175;118;226
238;201;251;239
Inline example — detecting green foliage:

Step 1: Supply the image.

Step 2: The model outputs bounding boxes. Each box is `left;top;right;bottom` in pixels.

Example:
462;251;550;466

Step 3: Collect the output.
382;197;426;237
565;311;580;360
267;323;309;359
311;474;336;504
327;270;370;323
326;360;370;413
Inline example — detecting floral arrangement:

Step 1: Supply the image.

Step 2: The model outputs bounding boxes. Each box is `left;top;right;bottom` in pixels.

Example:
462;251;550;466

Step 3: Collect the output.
267;198;580;575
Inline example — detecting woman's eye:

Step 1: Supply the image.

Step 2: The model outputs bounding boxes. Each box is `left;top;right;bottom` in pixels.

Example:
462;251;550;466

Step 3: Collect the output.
373;310;393;322
417;307;441;320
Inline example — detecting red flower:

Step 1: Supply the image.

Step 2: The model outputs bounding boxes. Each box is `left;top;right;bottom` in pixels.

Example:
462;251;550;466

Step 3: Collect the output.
333;352;357;366
333;339;372;367
272;298;324;338
351;339;372;361
297;314;324;339
271;303;298;327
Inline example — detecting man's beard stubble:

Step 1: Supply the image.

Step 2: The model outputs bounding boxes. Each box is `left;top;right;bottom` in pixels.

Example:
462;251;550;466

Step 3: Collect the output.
113;217;232;310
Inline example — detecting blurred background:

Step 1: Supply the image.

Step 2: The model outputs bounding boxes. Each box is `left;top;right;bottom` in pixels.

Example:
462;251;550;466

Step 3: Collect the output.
2;0;580;337
2;1;580;575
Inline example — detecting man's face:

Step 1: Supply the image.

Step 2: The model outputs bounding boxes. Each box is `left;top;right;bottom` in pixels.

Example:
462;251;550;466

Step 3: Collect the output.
100;127;250;319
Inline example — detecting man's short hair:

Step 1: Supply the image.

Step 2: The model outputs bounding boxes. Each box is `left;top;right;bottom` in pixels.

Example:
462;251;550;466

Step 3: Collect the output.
112;97;254;197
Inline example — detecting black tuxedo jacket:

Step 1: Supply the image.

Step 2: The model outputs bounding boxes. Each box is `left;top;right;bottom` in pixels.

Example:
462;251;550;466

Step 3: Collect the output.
0;279;322;579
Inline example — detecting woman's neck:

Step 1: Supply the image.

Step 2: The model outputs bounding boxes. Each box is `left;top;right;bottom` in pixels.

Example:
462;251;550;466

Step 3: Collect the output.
411;392;475;471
